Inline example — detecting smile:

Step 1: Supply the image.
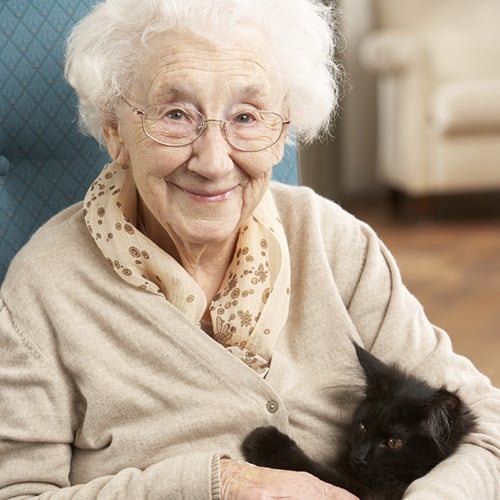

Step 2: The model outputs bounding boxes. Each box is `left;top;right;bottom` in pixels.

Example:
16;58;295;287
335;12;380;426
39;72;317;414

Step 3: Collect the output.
169;182;238;202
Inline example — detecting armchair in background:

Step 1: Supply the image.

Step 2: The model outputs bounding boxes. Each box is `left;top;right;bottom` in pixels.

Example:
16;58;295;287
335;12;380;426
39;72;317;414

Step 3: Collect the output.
359;0;500;200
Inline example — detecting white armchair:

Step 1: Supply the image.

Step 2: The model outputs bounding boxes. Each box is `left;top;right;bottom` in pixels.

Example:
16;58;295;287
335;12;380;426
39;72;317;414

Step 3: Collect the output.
360;0;500;197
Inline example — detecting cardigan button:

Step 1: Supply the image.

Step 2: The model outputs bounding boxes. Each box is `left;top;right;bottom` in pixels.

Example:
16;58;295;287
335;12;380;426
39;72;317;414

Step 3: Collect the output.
266;400;279;414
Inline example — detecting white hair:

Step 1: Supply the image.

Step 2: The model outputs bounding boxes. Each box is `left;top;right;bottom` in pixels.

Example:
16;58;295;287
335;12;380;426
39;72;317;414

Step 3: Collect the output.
65;0;341;146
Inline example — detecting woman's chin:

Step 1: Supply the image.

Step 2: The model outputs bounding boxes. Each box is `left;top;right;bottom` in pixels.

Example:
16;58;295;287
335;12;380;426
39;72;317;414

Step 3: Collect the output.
181;220;241;247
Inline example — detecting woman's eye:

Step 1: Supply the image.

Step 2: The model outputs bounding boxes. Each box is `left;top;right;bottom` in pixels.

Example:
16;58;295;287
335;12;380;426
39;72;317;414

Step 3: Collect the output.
387;438;404;450
359;422;367;433
234;112;256;124
165;109;188;121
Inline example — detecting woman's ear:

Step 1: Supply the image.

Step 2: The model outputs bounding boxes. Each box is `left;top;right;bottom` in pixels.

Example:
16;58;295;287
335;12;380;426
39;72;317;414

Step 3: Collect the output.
103;123;129;164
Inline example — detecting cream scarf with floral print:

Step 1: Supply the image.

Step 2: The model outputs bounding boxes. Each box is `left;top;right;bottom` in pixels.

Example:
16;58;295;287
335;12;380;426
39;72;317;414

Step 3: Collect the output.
83;163;290;376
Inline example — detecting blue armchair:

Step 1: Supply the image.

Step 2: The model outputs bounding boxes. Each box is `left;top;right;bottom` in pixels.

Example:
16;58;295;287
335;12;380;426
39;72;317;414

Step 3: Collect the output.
0;0;298;283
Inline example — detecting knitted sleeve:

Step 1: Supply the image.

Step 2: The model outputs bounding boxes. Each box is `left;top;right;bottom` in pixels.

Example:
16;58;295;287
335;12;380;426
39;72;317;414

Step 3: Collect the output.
0;298;222;500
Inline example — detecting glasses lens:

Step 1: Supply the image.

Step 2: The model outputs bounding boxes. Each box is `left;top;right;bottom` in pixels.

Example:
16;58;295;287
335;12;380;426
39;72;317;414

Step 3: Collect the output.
225;110;284;151
143;105;202;146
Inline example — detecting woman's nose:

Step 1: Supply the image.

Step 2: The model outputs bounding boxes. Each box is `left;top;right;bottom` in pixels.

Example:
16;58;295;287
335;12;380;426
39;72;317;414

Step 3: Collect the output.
187;121;234;179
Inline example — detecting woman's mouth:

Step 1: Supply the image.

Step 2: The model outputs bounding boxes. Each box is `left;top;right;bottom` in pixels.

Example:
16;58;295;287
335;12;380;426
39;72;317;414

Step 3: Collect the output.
185;189;234;202
169;182;237;202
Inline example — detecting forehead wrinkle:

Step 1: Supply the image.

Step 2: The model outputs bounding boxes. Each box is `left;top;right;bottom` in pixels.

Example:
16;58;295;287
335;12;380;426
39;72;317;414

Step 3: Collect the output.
155;38;272;70
148;40;272;83
138;34;280;108
148;76;272;109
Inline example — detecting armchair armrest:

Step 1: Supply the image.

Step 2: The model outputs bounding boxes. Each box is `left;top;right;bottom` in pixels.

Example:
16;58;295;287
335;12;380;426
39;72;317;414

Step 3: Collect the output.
359;30;425;74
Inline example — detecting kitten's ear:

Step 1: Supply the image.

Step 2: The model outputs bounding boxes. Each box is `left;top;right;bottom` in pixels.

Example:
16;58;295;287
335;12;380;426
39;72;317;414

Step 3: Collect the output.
424;389;464;453
353;343;392;393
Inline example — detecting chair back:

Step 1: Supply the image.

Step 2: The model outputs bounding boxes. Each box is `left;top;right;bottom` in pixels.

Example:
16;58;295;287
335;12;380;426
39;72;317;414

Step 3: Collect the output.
374;0;500;31
373;0;500;82
0;0;298;283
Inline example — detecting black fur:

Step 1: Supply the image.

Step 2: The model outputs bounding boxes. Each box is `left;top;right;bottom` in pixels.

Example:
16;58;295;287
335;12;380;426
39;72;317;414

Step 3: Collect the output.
242;344;477;500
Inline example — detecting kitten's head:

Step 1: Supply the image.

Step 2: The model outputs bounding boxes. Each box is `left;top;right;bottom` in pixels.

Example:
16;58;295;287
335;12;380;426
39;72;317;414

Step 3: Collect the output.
347;344;477;485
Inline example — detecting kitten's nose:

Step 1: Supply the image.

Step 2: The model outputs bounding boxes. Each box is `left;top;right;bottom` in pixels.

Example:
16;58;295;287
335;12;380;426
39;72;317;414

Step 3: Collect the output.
351;444;370;466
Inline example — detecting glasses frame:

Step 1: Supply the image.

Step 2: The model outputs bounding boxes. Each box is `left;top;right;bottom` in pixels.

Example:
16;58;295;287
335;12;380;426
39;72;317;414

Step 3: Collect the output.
121;96;290;152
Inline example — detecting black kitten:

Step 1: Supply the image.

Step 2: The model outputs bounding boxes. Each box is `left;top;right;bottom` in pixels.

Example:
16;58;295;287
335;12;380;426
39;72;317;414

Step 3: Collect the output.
242;344;477;500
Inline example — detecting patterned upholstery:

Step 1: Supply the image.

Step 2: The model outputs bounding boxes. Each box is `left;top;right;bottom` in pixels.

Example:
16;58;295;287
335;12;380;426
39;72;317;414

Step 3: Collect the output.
0;0;298;283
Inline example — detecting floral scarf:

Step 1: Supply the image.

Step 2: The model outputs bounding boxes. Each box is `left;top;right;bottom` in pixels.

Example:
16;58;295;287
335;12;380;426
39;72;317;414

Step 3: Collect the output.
83;162;290;376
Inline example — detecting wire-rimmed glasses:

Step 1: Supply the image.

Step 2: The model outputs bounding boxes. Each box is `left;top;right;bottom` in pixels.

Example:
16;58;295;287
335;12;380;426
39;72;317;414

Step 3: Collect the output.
121;96;290;152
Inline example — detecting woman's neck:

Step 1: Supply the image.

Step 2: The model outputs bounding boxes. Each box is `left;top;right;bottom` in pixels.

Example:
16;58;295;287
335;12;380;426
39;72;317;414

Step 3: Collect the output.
138;199;238;305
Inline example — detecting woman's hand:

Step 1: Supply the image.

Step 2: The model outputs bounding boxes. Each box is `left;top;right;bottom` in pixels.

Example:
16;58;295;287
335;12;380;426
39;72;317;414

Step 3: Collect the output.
220;458;359;499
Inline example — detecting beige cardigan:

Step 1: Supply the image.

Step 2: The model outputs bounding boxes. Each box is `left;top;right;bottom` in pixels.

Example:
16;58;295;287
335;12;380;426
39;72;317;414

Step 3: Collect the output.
1;183;499;499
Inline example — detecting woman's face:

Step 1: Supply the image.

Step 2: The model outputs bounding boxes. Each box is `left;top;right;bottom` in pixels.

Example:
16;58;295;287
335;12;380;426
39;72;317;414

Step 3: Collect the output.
104;31;287;251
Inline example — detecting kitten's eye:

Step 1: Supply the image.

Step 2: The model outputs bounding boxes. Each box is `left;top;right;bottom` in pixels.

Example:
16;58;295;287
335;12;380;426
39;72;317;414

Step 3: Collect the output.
387;438;404;450
359;422;367;433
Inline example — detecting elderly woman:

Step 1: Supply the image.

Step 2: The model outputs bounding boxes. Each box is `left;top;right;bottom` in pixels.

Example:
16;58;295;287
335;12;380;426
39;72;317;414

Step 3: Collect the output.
1;0;499;498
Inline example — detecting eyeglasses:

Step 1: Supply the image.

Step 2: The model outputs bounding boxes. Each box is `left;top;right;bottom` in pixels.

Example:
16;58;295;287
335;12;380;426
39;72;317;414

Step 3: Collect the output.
121;96;290;152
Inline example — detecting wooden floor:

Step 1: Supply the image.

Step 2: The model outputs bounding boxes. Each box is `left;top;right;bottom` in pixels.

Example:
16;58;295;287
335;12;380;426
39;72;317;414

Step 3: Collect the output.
345;197;500;388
